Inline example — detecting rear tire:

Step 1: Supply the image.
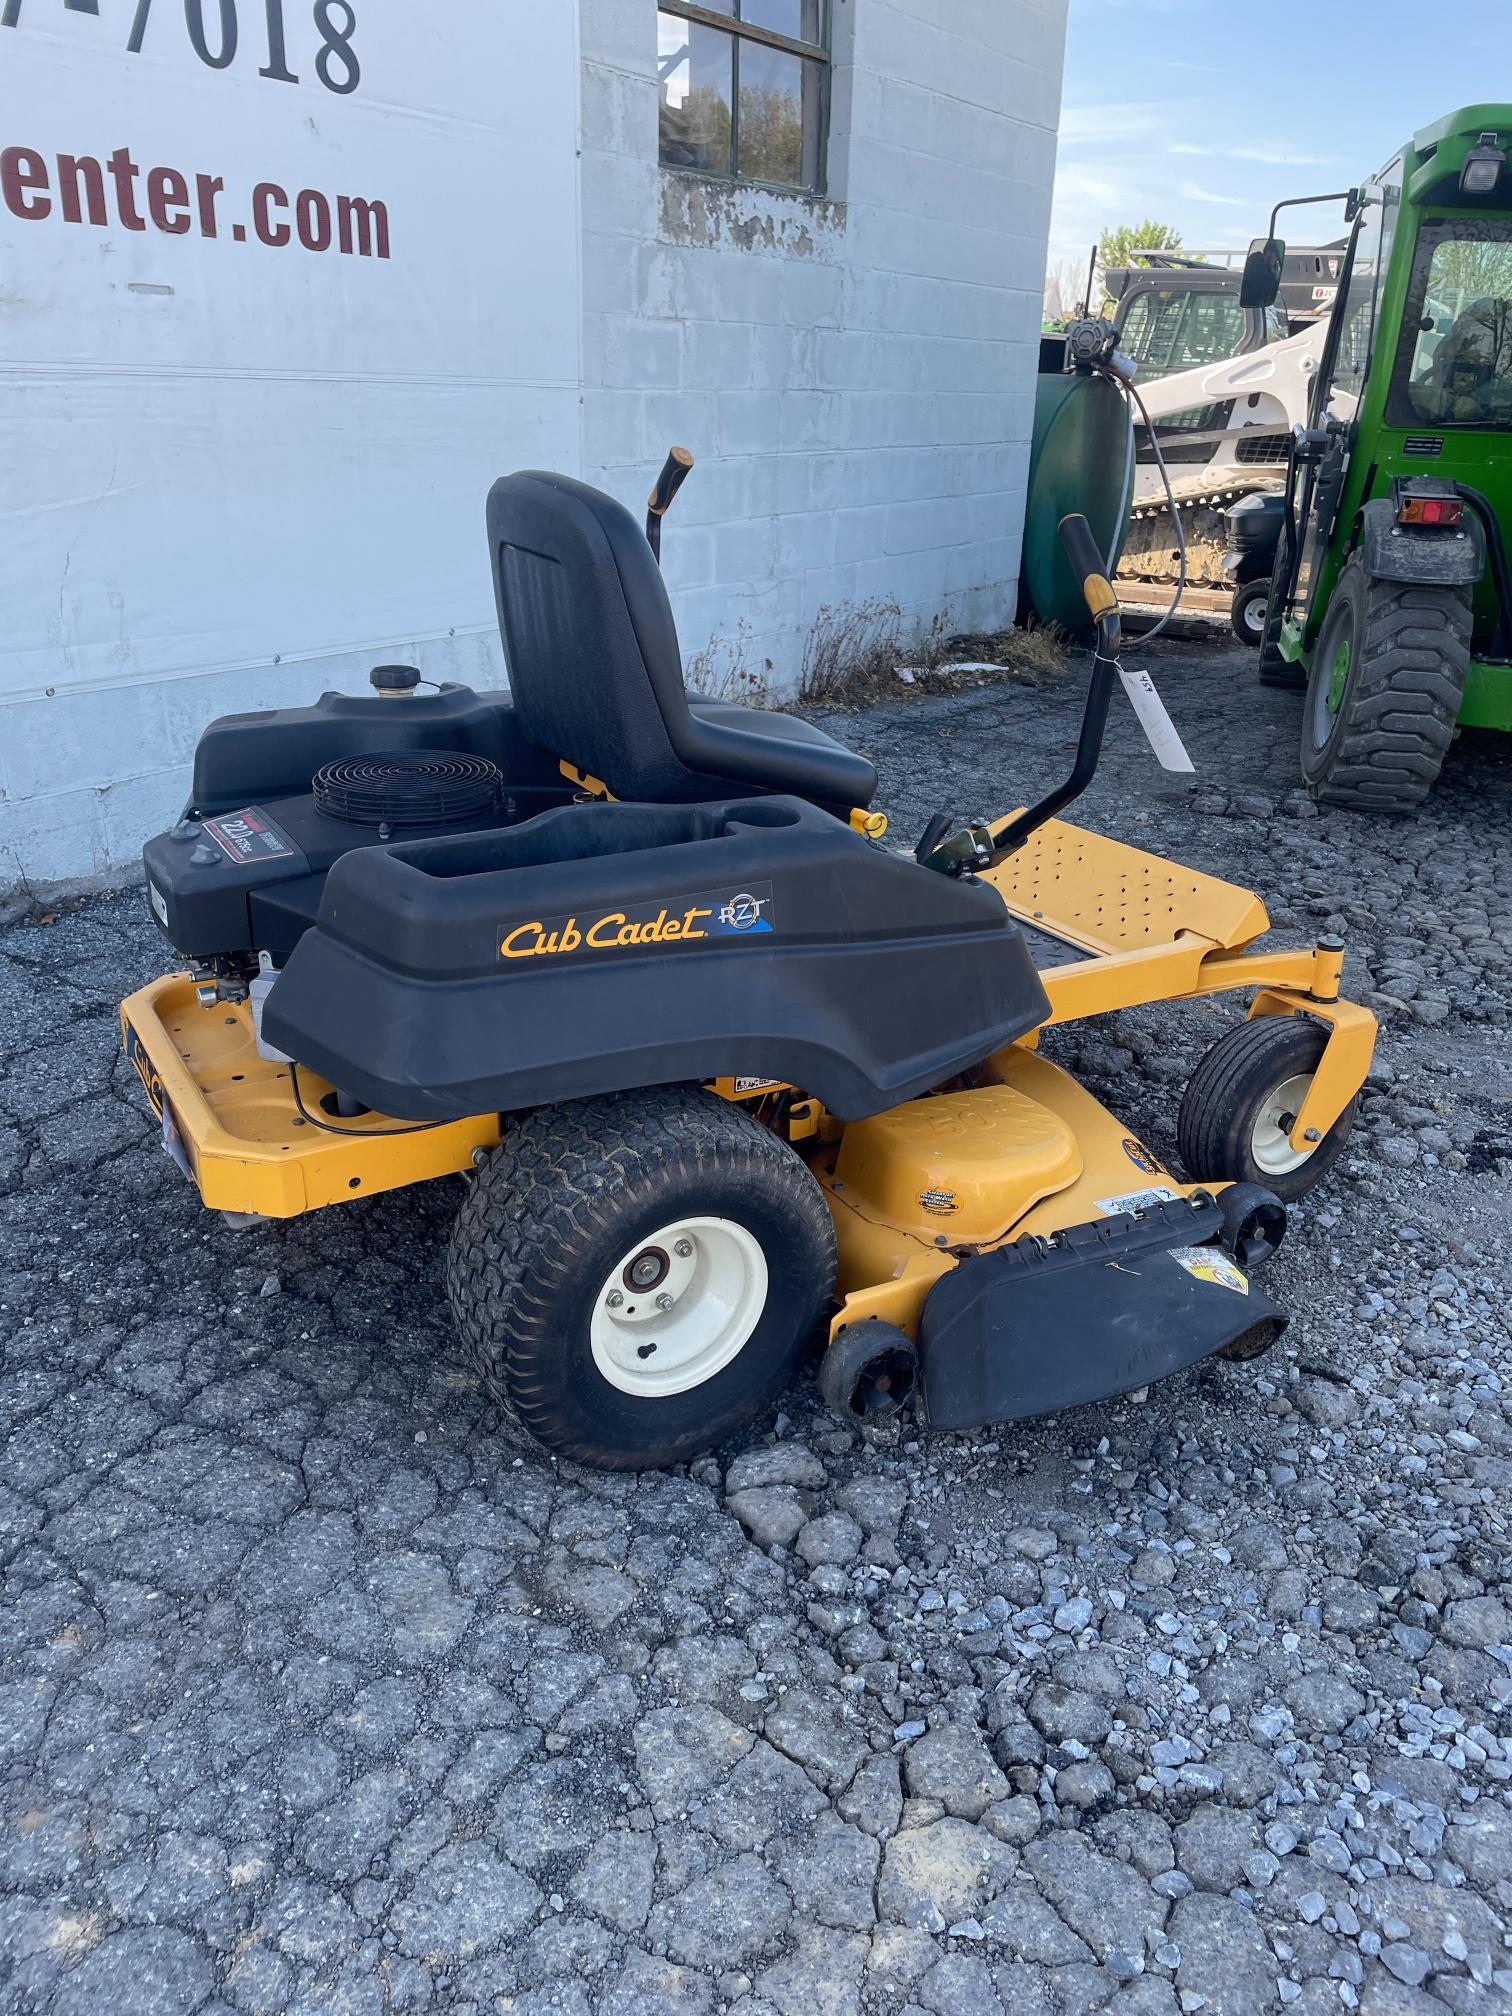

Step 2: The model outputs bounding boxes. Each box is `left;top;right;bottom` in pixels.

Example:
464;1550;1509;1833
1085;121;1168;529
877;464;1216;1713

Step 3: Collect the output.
1177;1017;1357;1204
1231;578;1270;646
1257;525;1305;688
1299;554;1471;812
447;1087;835;1470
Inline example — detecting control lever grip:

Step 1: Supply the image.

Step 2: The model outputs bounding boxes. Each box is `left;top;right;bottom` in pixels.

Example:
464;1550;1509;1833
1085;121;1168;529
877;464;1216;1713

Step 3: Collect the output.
914;811;954;863
645;447;695;561
1057;512;1121;646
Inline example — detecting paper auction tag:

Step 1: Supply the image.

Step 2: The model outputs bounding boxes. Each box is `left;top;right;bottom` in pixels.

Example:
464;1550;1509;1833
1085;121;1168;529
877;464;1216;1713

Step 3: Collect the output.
1118;666;1196;773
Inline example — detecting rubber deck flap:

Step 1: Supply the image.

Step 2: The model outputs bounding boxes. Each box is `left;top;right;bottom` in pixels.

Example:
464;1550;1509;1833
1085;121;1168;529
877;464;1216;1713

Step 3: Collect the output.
917;1197;1286;1431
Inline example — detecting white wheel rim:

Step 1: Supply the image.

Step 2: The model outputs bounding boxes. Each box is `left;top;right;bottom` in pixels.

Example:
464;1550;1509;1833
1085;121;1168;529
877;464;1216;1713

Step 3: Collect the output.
1251;1072;1316;1176
1244;593;1267;636
589;1216;769;1399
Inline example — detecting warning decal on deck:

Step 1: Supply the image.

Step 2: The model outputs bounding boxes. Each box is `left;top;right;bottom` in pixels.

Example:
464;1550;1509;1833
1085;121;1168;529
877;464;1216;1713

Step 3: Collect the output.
1096;1184;1179;1215
1167;1246;1249;1295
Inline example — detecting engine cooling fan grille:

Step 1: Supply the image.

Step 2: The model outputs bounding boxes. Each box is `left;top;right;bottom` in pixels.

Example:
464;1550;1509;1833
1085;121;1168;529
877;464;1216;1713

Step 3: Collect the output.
313;750;504;828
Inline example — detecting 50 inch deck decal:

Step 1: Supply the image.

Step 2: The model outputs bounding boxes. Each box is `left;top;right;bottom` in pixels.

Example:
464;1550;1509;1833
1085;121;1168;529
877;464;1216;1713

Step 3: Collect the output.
500;885;774;961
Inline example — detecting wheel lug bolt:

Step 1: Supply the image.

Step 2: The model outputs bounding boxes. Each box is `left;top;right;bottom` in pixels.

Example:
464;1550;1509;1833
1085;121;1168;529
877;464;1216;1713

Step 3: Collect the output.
655;1292;675;1311
606;1289;624;1309
674;1239;693;1258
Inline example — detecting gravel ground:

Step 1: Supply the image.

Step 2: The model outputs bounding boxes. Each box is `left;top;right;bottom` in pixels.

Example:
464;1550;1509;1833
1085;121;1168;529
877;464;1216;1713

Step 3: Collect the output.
3;636;1511;2016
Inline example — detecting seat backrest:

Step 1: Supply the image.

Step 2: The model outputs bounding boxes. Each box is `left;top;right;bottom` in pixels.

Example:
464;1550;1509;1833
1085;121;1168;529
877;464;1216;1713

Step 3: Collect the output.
486;470;696;799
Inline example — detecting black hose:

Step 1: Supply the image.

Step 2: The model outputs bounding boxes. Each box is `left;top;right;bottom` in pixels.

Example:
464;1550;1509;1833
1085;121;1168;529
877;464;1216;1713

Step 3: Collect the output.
288;1060;448;1138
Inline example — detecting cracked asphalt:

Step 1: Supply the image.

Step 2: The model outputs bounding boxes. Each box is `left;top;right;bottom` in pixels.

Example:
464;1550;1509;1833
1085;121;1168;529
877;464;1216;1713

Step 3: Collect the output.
2;637;1511;2016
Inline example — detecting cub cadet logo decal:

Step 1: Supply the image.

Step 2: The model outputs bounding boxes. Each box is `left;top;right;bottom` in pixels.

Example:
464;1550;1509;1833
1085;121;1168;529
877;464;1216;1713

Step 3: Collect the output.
917;1187;960;1216
501;884;776;961
124;1023;165;1117
1121;1136;1161;1174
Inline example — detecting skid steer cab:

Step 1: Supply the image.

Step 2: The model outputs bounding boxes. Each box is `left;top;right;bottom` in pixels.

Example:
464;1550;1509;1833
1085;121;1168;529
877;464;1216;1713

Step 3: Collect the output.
1239;105;1512;811
121;453;1376;1471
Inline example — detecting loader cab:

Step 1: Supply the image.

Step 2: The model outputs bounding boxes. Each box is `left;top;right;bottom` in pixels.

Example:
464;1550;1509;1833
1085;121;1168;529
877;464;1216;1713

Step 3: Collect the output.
1254;106;1512;810
1109;265;1285;382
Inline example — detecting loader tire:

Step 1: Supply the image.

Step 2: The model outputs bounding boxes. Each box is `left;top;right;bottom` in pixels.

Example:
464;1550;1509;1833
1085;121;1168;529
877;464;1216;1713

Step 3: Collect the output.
1299;556;1471;812
447;1087;835;1470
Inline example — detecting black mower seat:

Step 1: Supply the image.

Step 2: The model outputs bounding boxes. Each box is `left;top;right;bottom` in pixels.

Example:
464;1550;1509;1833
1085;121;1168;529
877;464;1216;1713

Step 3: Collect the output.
486;470;879;815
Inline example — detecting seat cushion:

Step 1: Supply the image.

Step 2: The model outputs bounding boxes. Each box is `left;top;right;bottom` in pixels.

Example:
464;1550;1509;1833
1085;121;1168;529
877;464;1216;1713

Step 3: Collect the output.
684;699;879;810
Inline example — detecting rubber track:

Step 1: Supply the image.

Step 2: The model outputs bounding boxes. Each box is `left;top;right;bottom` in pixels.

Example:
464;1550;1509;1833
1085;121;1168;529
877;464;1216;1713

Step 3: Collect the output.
1311;570;1472;810
445;1087;834;1466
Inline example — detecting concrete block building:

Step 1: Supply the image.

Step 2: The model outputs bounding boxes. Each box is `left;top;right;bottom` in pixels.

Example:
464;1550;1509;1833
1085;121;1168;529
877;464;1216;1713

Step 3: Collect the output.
1;0;1068;888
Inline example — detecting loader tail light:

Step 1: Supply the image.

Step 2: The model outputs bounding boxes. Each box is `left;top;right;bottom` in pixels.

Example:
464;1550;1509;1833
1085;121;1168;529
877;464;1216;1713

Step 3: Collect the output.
1398;495;1464;528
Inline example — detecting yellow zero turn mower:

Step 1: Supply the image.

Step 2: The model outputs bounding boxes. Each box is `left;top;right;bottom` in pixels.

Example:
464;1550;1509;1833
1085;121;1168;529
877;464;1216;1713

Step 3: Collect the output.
121;454;1375;1469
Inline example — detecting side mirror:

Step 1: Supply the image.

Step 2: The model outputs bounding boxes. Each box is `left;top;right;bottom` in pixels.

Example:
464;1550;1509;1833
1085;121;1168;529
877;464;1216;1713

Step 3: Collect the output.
1240;237;1286;310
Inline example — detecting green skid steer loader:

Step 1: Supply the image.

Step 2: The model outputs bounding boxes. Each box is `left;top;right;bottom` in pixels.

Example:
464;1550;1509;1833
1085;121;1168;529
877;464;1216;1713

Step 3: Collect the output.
1245;106;1512;811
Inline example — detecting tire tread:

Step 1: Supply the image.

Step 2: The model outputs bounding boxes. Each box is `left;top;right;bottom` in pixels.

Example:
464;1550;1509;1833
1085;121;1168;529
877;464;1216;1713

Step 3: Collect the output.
446;1087;834;1467
1305;562;1471;811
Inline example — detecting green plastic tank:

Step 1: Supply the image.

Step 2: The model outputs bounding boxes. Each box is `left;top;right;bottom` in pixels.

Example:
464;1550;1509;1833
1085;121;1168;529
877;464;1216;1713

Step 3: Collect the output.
1020;370;1133;631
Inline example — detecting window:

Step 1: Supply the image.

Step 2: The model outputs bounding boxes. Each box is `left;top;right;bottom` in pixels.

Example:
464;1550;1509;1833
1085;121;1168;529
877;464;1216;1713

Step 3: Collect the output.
657;3;829;195
1389;220;1512;431
1118;289;1245;380
1320;165;1400;423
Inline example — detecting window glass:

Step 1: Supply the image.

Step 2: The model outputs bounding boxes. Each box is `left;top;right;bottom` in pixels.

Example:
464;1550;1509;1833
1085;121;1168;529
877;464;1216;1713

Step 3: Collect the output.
658;16;734;178
1121;289;1242;379
1324;171;1398;421
741;0;822;38
1397;227;1512;427
1173;294;1243;368
1119;294;1153;351
658;6;827;193
737;40;821;188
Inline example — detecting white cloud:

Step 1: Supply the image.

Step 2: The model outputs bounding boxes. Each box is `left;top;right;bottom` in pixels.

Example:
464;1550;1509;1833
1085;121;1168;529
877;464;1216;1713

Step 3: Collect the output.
1059;101;1186;147
1169;141;1335;166
1178;180;1250;208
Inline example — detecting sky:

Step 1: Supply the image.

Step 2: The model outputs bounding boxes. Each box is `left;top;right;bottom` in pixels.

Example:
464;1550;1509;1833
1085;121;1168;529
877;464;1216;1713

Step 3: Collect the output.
1047;0;1512;291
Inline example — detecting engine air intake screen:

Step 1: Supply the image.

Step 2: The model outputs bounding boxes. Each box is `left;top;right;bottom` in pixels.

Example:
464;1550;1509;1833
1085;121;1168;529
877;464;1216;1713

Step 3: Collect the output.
313;751;504;828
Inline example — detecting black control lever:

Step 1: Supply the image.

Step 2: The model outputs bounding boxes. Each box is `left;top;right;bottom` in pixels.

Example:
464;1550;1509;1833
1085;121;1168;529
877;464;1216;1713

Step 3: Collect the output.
914;811;954;863
921;514;1121;876
645;446;695;563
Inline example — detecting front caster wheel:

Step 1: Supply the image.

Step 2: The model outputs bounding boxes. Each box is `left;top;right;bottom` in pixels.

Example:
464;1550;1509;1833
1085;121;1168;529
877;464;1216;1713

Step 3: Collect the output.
447;1087;836;1470
818;1320;918;1427
1177;1017;1356;1203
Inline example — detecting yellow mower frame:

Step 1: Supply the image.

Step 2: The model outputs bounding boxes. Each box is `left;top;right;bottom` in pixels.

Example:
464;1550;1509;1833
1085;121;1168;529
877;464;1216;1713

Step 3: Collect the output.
120;810;1373;1256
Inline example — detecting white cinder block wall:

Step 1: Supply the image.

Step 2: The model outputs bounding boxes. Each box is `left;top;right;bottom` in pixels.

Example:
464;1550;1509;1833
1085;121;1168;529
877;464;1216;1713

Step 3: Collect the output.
0;0;1067;891
579;0;1067;696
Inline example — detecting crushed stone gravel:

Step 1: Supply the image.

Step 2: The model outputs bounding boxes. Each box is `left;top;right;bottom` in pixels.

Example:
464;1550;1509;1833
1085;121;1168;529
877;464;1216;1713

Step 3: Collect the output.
2;636;1510;2015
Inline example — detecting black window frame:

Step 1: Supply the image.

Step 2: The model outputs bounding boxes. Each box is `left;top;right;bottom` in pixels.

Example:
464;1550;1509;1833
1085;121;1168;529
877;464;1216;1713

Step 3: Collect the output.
657;1;832;199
